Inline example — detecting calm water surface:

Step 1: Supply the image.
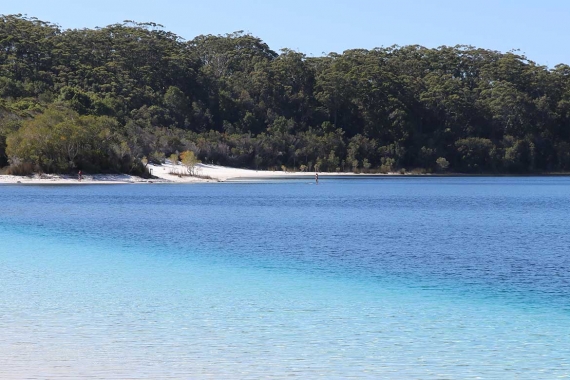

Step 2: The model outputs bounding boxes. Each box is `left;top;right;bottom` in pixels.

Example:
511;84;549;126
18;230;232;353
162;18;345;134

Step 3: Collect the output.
0;177;569;378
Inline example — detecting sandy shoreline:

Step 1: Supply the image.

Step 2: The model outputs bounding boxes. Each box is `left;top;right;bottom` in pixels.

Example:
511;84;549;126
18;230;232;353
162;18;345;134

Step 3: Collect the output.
0;173;159;185
0;162;387;185
3;162;569;185
148;162;394;182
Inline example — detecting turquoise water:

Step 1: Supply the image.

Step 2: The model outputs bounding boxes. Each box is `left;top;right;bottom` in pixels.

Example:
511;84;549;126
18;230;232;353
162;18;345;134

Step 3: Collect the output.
1;178;569;378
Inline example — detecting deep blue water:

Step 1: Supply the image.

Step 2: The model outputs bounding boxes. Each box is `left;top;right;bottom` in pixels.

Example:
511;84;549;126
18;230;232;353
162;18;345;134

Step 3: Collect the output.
1;177;569;378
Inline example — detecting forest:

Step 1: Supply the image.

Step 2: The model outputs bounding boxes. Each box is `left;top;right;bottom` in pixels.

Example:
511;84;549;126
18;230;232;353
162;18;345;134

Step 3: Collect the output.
2;14;570;175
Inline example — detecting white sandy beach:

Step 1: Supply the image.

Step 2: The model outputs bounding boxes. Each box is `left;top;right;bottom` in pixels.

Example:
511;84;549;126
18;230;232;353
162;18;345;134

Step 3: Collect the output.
0;173;158;185
148;161;391;182
0;161;389;185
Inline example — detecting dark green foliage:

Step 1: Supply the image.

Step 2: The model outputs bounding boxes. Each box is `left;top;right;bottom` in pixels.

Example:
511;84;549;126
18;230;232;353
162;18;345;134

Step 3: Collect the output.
2;14;570;174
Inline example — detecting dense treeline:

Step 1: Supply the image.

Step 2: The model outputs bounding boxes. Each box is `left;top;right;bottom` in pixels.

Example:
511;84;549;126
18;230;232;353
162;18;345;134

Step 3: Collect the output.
2;14;570;175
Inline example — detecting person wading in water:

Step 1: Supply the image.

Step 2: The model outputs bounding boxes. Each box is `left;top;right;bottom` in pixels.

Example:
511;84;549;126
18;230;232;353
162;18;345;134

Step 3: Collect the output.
315;172;319;184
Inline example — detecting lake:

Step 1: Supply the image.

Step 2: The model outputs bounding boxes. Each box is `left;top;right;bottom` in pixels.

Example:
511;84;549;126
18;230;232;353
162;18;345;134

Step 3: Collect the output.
1;177;569;378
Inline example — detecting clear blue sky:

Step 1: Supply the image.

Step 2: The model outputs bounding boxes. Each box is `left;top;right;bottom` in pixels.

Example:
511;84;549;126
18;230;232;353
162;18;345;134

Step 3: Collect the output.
4;0;569;66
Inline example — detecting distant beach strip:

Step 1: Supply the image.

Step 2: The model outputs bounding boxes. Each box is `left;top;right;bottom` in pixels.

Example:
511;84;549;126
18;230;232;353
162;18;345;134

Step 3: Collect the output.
0;162;405;185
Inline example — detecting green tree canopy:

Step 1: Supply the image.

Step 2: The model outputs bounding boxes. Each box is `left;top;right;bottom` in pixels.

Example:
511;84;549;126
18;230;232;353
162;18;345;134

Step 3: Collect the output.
2;14;570;174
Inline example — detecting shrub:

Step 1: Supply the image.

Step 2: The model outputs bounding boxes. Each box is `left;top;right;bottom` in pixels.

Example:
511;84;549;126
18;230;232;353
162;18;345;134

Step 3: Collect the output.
436;157;450;172
6;161;36;176
180;150;201;176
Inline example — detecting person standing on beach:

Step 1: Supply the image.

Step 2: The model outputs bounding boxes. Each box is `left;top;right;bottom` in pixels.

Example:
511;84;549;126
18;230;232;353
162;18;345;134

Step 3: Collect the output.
78;170;82;182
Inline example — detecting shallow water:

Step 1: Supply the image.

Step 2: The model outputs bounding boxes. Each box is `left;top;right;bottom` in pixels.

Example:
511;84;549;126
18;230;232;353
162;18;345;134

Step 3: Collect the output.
1;177;569;378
